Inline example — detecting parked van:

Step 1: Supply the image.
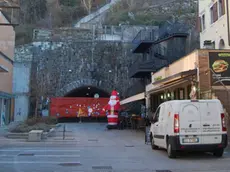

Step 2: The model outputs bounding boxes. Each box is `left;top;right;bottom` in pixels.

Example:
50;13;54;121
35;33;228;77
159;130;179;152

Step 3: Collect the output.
149;99;228;158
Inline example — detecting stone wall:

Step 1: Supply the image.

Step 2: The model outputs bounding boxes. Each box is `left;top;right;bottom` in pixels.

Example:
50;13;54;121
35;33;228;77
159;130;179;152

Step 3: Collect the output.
14;27;145;118
31;40;140;98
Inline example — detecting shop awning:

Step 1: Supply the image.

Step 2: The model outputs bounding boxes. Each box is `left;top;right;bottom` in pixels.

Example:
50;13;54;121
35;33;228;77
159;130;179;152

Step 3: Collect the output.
120;92;145;105
0;91;16;99
153;69;197;85
148;69;197;94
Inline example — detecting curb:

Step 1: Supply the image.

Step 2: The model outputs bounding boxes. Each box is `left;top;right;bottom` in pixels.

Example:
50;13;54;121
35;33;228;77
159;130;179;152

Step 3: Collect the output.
6;125;58;140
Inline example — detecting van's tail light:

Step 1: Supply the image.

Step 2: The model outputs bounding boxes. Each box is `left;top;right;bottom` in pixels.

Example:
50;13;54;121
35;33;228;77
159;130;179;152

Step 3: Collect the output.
221;113;227;132
174;114;180;133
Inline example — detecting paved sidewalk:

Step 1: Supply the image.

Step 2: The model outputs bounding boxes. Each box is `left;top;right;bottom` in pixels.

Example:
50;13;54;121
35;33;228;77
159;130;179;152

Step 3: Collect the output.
0;121;21;137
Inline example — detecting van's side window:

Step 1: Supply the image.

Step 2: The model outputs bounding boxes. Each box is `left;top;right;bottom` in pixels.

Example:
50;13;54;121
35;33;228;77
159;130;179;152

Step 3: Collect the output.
155;107;161;122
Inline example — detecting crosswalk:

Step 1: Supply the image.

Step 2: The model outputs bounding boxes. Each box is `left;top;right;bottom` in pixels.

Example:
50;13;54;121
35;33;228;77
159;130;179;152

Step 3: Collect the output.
0;147;81;164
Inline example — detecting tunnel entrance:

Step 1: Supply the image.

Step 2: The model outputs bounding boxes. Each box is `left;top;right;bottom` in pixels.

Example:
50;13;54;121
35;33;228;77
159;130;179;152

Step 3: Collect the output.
51;86;110;123
64;86;110;98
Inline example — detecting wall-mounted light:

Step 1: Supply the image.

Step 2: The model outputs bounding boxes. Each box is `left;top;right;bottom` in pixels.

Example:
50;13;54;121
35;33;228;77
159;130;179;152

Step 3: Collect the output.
167;93;171;98
88;87;91;90
161;95;164;99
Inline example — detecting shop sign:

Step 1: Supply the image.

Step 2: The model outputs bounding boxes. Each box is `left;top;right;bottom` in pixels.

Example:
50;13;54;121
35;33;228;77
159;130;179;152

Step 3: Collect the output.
209;52;230;85
154;76;163;82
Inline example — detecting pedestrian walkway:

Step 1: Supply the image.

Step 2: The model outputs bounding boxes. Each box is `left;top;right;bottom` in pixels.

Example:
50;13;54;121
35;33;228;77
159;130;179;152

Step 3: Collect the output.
74;0;121;28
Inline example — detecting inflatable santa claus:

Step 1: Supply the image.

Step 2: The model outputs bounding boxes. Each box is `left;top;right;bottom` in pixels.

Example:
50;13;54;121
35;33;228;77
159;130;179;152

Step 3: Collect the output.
103;90;121;129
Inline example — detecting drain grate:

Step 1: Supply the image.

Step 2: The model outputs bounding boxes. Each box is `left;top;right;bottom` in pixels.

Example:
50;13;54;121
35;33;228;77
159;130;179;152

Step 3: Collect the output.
58;162;81;166
156;170;172;172
88;139;98;142
125;145;134;147
92;166;113;170
18;153;34;156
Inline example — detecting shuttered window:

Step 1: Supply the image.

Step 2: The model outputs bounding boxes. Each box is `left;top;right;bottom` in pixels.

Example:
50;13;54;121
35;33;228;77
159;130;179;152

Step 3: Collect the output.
219;0;225;17
210;2;218;24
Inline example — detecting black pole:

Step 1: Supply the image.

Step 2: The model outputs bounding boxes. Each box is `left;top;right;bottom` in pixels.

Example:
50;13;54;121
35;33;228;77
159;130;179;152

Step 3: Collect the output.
63;124;66;140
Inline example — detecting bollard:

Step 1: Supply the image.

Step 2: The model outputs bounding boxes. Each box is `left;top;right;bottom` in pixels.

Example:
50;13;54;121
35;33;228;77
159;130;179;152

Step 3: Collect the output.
63;124;66;140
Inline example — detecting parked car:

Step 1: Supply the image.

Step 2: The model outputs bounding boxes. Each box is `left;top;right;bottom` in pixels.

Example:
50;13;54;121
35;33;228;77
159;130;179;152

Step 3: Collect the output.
149;99;228;158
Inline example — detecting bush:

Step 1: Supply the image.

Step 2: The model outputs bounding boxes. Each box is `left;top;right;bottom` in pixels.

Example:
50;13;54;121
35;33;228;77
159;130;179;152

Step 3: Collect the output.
26;116;58;126
10;123;52;133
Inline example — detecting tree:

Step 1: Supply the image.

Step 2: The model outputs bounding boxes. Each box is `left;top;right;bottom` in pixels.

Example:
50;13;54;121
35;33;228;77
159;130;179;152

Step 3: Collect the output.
81;0;92;14
125;0;136;11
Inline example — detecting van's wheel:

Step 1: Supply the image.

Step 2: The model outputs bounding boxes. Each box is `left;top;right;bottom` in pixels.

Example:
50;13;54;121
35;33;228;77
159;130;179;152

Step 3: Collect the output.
150;135;158;150
213;148;224;157
167;142;176;158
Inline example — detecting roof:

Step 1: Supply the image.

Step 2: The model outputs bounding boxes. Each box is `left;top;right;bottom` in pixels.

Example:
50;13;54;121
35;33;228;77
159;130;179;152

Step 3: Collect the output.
162;99;221;104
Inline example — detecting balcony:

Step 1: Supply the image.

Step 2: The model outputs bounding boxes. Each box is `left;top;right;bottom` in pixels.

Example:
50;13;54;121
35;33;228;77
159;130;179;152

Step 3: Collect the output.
129;58;168;78
132;29;155;53
0;1;20;26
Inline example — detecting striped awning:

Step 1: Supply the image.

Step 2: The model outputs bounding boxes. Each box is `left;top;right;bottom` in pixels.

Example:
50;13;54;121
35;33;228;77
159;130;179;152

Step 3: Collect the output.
120;92;145;105
0;91;16;99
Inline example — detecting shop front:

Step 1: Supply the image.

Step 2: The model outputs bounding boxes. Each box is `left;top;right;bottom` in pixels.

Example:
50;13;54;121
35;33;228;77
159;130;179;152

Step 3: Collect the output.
146;69;197;112
146;49;230;115
0;91;14;126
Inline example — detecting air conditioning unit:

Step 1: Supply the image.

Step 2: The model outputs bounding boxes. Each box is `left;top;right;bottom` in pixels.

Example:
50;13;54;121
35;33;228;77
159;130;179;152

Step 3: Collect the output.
203;40;214;49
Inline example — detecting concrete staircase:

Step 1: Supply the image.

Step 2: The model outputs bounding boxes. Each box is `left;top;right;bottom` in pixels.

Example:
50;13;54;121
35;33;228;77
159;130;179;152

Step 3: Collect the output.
74;0;121;28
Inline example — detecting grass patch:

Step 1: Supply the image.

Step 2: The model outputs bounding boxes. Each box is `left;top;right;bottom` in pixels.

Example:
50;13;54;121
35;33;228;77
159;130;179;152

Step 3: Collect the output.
10;117;58;133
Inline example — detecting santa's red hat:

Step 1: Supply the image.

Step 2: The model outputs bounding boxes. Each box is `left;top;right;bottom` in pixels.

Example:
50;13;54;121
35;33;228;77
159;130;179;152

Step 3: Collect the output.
111;90;118;97
110;90;118;100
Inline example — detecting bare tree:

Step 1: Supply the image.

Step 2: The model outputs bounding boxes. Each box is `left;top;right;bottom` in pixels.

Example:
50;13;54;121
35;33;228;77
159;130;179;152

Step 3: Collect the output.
125;0;136;10
81;0;92;14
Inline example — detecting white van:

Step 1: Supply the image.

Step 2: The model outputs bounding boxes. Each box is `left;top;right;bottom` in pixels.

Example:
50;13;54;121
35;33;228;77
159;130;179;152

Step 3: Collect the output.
149;99;228;158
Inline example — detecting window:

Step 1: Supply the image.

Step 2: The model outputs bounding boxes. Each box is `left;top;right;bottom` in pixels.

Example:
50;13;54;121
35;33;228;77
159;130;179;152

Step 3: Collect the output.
154;106;161;122
210;2;218;24
201;14;206;31
219;0;225;17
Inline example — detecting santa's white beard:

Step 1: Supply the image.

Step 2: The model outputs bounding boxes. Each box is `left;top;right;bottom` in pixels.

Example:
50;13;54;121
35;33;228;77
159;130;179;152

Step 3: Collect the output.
108;100;117;106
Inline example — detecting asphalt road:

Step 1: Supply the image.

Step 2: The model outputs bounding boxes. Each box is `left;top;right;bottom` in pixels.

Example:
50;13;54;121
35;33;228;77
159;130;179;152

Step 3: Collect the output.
1;123;230;172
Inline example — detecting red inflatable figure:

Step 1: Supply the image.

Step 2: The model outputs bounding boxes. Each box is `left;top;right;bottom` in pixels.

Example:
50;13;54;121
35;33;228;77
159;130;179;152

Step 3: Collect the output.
103;90;121;129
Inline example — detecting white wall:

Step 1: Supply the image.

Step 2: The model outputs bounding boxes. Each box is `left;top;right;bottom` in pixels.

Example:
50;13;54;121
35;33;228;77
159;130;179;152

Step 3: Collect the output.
199;0;230;49
14;96;29;122
13;63;31;121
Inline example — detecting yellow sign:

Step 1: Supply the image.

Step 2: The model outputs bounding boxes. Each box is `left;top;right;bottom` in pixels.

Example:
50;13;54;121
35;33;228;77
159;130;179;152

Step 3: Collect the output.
78;108;83;117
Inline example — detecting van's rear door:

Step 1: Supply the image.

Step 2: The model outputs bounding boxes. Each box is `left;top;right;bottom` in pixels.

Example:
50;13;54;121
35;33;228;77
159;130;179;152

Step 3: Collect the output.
179;102;202;145
200;102;222;144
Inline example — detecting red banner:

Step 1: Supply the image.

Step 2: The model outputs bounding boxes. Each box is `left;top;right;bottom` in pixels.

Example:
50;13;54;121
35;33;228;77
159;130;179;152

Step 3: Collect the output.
50;97;109;118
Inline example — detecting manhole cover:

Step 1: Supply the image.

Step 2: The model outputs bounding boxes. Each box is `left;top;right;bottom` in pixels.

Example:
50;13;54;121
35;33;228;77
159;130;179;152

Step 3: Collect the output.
92;166;112;170
18;153;34;156
58;162;81;166
125;145;134;147
156;170;172;172
88;139;98;142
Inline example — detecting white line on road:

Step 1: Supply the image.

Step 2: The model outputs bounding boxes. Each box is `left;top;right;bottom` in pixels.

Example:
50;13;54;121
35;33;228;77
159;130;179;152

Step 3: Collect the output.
0;154;80;157
0;149;81;152
0;161;81;164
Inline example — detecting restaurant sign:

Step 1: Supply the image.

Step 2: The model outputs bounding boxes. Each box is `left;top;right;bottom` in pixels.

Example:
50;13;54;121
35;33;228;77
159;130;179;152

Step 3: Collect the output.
209;52;230;85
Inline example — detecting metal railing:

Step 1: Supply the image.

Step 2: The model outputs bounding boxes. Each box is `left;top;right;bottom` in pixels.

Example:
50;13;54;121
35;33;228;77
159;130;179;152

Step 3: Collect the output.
132;29;156;44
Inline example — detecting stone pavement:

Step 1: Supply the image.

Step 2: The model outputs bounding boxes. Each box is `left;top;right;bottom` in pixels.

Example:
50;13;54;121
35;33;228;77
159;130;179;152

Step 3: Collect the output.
0;123;230;172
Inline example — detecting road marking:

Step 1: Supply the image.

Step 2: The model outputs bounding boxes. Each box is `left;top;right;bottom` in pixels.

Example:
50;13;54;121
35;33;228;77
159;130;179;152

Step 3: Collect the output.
0;149;80;152
0;154;80;157
0;161;81;164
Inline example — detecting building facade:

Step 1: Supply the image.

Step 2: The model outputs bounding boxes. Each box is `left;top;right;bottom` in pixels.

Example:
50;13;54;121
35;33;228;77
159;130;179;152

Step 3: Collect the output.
146;49;230;116
121;21;198;113
0;11;16;126
199;0;230;49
